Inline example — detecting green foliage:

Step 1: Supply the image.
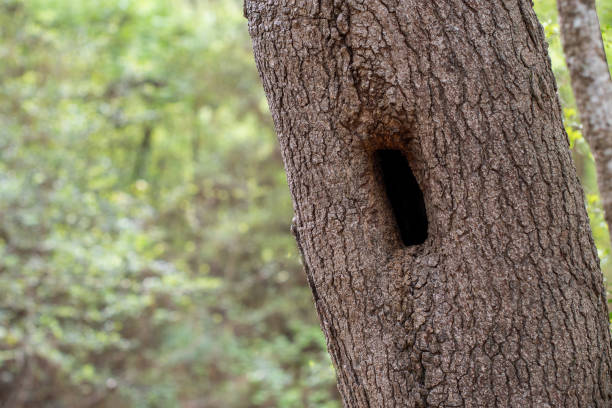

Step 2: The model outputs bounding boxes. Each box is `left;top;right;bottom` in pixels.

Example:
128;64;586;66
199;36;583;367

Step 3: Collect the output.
0;0;610;406
0;0;337;406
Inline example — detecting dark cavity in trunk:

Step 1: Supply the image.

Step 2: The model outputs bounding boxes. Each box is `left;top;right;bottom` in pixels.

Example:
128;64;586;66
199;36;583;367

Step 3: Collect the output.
376;149;428;246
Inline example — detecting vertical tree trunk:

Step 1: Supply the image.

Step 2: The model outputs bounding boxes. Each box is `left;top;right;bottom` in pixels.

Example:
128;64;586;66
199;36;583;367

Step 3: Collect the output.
132;125;153;181
246;0;612;406
557;0;612;242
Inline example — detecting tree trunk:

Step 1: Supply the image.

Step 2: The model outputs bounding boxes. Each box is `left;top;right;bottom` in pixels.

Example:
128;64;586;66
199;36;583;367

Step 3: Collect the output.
557;0;612;242
245;1;612;406
132;125;153;181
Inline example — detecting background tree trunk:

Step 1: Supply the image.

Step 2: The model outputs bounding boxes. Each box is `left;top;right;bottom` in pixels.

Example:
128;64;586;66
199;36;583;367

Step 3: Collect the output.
557;0;612;243
246;0;612;406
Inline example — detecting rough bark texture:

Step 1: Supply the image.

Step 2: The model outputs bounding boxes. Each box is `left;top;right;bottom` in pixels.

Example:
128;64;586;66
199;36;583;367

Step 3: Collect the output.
557;0;612;243
245;0;612;406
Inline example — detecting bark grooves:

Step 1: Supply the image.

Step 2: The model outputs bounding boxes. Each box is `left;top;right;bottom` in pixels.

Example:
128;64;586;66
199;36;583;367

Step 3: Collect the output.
246;0;612;406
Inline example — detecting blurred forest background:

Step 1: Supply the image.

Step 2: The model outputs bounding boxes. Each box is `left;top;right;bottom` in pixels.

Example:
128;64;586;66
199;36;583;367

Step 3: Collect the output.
0;0;610;407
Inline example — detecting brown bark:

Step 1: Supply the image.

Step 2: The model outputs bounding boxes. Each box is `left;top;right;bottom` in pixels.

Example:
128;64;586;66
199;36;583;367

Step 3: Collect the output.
246;0;612;406
557;0;612;241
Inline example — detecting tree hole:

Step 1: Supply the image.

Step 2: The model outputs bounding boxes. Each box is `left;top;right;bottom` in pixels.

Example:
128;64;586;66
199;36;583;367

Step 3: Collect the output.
376;149;428;246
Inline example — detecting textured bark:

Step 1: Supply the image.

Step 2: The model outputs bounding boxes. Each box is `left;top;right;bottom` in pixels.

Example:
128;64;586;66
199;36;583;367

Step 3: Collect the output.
246;0;612;406
557;0;612;242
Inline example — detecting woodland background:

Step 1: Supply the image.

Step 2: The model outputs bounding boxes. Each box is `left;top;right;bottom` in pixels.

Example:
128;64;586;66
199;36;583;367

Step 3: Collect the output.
0;0;610;406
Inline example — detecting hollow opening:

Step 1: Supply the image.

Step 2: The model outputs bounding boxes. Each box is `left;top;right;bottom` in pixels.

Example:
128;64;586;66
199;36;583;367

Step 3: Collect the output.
376;149;428;246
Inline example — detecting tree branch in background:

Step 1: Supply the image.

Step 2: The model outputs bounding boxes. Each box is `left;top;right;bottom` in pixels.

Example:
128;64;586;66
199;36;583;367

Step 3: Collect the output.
132;125;154;182
103;78;167;99
557;0;612;240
